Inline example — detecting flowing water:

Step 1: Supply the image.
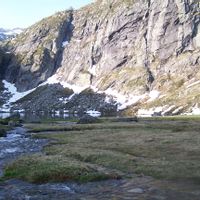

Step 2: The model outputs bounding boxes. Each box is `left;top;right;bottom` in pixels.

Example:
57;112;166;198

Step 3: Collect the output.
0;127;48;177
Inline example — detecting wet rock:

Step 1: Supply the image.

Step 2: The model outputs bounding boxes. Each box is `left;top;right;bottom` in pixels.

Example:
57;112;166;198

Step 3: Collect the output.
77;115;100;124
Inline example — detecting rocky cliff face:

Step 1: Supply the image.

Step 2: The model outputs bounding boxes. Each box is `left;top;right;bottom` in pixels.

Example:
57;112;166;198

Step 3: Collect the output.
0;0;200;115
1;10;73;91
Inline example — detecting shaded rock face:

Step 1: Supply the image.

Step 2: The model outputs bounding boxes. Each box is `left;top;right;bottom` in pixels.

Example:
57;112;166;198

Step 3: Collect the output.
0;0;200;113
1;10;74;92
0;49;12;80
0;49;13;107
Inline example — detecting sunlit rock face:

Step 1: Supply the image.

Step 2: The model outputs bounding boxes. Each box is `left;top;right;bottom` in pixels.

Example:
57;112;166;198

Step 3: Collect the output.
0;0;200;114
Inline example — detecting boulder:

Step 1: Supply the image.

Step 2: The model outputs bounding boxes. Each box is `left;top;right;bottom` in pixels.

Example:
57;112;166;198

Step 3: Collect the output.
77;115;100;124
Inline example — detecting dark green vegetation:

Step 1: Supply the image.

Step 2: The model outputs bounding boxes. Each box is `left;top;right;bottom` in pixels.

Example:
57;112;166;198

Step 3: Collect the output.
0;118;11;137
0;125;7;137
3;116;200;184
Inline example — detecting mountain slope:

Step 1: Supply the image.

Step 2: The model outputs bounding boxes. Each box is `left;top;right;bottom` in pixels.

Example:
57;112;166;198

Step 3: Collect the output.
0;0;200;115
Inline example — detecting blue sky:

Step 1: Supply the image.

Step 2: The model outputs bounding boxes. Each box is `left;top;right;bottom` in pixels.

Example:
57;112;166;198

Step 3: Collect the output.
0;0;92;29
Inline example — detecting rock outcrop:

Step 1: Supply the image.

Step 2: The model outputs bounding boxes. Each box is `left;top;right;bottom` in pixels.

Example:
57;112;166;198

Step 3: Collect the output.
0;0;200;115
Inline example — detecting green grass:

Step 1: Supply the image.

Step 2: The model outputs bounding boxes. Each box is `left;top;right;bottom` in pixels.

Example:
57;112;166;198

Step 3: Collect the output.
3;117;200;184
0;118;10;125
3;154;118;183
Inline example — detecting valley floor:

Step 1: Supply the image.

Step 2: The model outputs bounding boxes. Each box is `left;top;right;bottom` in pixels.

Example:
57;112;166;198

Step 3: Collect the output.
1;116;200;199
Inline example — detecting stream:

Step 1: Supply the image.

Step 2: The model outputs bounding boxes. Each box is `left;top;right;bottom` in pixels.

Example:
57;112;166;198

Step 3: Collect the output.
0;127;200;200
0;127;48;176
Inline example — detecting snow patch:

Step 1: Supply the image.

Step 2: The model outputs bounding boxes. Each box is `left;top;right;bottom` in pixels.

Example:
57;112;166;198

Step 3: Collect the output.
104;88;146;110
103;89;161;110
172;106;184;115
192;106;200;115
62;40;69;47
1;80;37;112
147;90;160;102
45;75;88;94
105;96;112;104
86;110;101;117
1;74;162;113
88;65;96;76
59;97;71;104
13;109;25;113
161;105;176;116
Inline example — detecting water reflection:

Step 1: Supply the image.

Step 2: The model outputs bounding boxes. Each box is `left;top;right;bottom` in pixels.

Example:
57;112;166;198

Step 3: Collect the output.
0;109;117;121
0;111;79;121
23;112;79;122
0;113;11;119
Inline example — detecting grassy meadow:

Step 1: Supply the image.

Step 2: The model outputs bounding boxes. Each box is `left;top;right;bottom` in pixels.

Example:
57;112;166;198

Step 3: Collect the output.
2;116;200;184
